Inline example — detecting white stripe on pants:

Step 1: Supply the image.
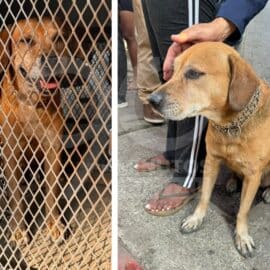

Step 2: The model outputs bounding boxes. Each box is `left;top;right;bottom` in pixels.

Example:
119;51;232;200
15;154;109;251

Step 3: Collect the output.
183;0;205;188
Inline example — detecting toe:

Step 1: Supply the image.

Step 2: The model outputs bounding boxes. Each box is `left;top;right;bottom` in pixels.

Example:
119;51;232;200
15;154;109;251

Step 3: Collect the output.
134;162;157;172
145;193;160;212
235;233;255;258
180;217;193;233
180;215;204;234
145;203;151;210
162;202;173;212
156;200;166;211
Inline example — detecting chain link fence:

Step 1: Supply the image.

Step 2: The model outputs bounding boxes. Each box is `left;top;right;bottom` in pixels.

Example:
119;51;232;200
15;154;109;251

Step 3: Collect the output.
0;1;111;269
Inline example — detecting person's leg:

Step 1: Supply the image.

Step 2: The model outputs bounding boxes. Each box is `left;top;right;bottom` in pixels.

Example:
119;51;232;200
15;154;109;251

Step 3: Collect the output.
134;0;178;172
135;0;192;172
145;117;206;215
141;0;164;81
139;0;199;171
134;119;178;171
133;0;161;104
144;0;218;215
132;0;164;123
118;31;128;107
173;116;207;189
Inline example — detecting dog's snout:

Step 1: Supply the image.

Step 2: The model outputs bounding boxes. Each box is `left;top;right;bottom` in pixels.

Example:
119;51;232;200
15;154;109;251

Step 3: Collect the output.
148;92;164;109
41;53;68;80
41;54;58;68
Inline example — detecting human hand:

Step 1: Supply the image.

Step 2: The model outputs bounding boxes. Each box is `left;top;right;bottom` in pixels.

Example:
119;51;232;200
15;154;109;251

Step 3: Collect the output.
163;18;236;81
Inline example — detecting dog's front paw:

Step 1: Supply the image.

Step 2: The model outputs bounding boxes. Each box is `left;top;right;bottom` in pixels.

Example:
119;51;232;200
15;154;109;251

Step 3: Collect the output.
47;221;65;244
234;232;255;258
262;187;270;203
10;228;30;247
180;214;204;234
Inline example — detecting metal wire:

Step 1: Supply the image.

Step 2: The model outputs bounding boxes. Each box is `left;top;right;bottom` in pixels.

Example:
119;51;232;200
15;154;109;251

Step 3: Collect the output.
0;1;111;269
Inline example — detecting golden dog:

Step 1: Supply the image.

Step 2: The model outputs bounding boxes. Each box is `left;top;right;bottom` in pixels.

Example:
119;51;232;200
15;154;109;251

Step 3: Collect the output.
149;42;270;257
0;18;72;245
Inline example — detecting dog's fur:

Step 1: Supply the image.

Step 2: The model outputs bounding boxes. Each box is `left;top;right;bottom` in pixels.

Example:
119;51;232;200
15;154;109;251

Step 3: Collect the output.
0;18;70;244
149;42;270;257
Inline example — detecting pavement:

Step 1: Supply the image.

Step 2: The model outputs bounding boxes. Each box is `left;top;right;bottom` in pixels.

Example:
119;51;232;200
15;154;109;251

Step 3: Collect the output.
118;2;270;270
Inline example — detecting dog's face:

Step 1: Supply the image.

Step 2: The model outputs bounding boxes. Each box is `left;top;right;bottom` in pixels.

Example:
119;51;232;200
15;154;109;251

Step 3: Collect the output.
11;18;70;98
12;19;65;93
149;42;259;122
0;18;87;104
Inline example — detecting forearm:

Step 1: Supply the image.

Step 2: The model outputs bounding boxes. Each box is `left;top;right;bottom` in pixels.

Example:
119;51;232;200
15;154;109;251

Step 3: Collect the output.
217;0;268;38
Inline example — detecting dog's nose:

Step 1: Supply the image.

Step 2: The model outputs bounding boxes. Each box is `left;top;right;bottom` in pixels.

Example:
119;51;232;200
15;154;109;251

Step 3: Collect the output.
148;92;164;109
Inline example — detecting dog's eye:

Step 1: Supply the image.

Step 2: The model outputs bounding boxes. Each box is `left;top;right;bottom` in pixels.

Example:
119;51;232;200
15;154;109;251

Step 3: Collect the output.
184;69;205;80
19;37;35;46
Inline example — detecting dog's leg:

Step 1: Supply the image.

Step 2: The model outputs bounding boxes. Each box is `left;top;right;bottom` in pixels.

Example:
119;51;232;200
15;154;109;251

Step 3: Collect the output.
43;141;64;243
180;154;221;233
3;144;29;246
234;173;261;258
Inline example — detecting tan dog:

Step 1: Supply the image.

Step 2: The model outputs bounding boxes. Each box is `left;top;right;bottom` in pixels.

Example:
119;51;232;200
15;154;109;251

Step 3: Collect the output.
0;18;72;245
148;42;270;257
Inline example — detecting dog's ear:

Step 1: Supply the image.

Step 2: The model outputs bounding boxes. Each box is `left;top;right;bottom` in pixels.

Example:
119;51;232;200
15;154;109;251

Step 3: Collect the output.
0;27;12;74
228;54;260;111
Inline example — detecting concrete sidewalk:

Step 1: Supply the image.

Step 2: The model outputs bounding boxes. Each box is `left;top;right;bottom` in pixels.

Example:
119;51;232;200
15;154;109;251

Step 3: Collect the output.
119;3;270;270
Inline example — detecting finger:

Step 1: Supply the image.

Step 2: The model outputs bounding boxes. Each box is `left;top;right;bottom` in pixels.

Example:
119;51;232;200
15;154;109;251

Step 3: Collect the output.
171;32;189;43
172;24;209;44
181;42;194;51
163;42;182;81
172;28;199;43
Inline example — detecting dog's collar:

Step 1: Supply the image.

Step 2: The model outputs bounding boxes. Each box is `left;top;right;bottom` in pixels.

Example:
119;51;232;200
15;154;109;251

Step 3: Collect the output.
212;87;261;137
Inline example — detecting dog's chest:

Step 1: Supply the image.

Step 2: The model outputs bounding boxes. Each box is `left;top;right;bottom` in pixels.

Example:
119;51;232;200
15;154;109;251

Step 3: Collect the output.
16;104;49;138
18;103;39;122
216;140;256;175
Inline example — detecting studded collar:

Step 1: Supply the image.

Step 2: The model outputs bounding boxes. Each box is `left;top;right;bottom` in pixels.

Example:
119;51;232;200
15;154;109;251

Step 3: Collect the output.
212;87;261;137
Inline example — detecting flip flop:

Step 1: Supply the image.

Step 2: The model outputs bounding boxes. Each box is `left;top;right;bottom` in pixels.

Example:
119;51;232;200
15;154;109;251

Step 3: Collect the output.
144;187;199;217
134;154;173;172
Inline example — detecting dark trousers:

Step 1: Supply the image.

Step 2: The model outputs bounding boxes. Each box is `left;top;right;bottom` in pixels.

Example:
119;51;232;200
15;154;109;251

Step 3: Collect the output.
118;31;128;104
142;0;217;188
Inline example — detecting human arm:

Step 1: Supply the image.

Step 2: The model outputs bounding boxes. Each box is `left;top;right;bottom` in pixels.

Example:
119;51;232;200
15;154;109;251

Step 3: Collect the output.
216;0;268;41
163;17;236;81
163;0;269;81
119;9;137;77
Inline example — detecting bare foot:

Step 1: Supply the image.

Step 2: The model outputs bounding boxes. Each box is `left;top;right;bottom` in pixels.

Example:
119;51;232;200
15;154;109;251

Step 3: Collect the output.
134;154;172;172
145;183;197;216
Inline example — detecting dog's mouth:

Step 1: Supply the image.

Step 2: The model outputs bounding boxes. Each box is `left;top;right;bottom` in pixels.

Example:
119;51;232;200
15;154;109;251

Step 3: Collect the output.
19;66;60;95
39;78;59;92
19;55;91;96
35;77;60;97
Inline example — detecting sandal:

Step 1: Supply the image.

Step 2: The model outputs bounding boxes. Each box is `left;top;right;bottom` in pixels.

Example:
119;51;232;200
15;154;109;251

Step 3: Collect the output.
144;185;198;217
134;154;173;172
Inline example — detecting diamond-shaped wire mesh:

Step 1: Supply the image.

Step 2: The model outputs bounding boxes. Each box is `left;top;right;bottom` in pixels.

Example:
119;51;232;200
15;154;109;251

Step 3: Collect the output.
0;1;111;269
